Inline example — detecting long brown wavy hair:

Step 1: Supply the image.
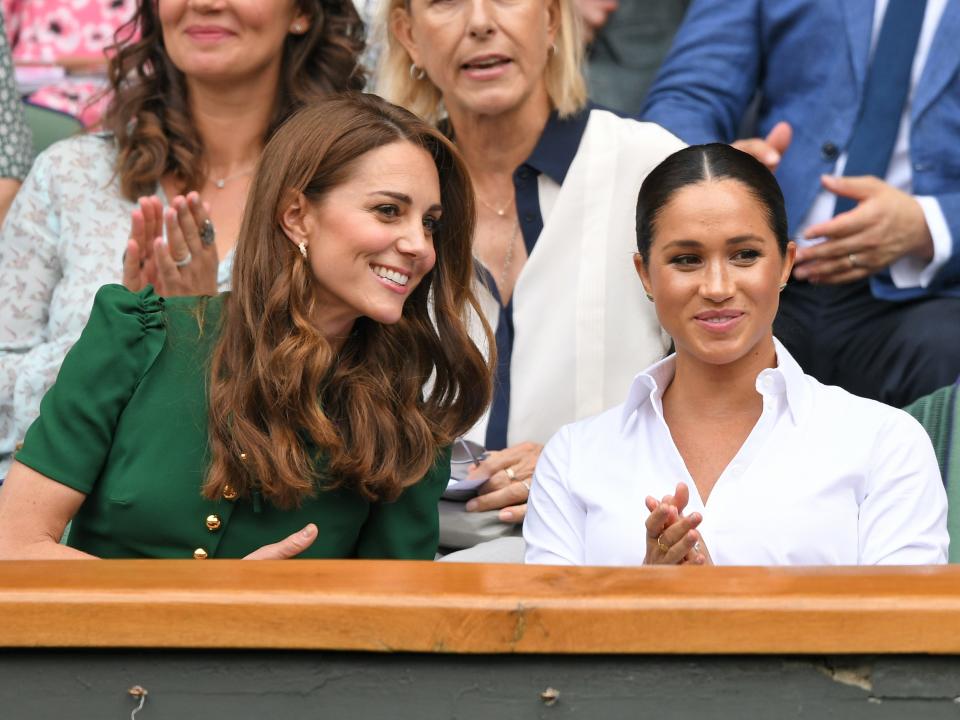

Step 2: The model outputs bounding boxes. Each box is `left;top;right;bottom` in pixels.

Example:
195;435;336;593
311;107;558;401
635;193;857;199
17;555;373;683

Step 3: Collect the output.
103;0;365;201
204;94;493;509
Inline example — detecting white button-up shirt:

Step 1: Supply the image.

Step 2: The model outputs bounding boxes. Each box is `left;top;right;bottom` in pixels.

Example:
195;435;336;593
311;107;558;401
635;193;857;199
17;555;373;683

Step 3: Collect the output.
524;340;948;566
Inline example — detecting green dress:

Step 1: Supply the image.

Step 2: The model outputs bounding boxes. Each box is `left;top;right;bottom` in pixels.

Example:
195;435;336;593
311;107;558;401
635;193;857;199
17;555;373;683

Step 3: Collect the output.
14;285;450;559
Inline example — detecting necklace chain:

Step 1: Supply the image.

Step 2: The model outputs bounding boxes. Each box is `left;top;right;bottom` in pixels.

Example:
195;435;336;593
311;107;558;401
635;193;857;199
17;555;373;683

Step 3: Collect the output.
499;220;520;298
476;191;515;218
210;165;256;189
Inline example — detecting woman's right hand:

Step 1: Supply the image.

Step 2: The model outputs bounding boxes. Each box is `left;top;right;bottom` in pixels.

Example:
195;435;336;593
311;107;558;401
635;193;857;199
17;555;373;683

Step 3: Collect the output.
243;523;318;559
122;195;164;293
643;483;711;565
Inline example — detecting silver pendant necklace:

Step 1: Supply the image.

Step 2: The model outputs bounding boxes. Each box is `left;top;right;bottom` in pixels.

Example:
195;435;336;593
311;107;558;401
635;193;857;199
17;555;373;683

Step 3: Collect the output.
211;166;255;189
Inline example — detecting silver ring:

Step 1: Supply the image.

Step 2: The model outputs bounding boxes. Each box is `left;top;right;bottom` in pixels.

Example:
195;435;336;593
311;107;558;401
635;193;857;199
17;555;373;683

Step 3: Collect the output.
174;250;192;268
521;479;531;492
200;219;215;247
504;466;516;481
848;253;860;269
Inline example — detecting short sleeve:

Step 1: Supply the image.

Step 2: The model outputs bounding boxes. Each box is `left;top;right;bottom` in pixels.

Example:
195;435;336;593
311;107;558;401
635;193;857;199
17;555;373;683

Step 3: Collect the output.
354;447;451;559
14;284;166;493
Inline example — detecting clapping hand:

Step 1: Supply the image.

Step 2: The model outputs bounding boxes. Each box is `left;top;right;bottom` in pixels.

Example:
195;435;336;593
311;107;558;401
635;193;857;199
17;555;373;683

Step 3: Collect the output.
643;482;711;565
123;192;220;297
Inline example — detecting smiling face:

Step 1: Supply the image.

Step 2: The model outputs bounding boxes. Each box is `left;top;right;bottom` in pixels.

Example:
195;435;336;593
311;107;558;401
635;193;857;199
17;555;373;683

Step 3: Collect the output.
391;0;559;119
284;141;442;339
636;179;795;368
158;0;307;83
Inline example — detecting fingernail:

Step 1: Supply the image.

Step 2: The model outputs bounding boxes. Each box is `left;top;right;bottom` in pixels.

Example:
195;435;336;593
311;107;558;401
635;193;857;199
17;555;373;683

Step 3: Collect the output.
499;510;513;522
300;525;314;538
465;500;478;512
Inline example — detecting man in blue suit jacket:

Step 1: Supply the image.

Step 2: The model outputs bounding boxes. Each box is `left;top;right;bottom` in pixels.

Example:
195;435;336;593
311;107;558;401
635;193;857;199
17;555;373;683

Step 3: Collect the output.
643;0;960;406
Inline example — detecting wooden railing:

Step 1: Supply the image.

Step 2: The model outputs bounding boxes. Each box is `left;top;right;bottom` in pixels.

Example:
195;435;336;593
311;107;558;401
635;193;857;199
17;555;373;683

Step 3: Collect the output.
1;561;960;653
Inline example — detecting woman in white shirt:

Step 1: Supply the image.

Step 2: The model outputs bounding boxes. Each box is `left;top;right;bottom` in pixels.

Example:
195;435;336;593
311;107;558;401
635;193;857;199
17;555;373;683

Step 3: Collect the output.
524;143;948;566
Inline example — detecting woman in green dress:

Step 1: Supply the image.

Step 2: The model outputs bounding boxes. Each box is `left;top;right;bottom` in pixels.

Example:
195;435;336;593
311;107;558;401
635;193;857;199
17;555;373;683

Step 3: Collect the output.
0;93;492;560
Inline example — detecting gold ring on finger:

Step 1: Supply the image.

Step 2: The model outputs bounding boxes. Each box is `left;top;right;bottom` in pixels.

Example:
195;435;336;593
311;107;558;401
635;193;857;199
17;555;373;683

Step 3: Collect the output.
656;533;669;553
504;466;516;481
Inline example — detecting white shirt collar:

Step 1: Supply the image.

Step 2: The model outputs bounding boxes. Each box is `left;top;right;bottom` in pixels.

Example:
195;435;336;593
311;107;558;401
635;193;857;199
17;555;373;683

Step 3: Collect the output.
621;337;811;429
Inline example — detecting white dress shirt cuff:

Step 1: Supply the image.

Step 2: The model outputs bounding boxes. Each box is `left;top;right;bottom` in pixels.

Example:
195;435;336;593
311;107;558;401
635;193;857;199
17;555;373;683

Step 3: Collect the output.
889;196;952;288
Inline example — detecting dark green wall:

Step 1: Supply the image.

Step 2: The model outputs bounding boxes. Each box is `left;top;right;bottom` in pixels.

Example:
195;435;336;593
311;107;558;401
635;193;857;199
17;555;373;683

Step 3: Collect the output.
2;652;960;719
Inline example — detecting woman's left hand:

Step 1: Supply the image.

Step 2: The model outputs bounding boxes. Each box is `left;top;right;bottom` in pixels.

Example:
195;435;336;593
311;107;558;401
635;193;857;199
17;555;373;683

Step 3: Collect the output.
153;192;220;297
464;441;543;523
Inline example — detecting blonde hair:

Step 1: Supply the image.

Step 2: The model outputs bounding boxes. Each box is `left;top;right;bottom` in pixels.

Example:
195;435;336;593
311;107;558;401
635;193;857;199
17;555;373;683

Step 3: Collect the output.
375;0;586;125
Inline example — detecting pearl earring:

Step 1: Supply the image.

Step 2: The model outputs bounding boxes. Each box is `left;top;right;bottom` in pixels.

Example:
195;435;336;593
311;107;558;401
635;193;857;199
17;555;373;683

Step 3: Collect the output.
298;241;307;259
293;22;304;33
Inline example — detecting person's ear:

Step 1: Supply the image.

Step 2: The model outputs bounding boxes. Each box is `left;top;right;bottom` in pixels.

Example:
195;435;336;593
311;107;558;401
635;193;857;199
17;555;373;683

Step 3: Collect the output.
280;192;311;248
390;4;422;68
633;253;654;301
545;0;561;49
780;240;797;287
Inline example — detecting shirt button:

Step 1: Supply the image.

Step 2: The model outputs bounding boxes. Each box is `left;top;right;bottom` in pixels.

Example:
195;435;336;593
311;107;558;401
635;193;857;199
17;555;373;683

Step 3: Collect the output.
821;141;839;160
913;162;928;173
205;514;222;532
222;484;238;501
193;548;209;559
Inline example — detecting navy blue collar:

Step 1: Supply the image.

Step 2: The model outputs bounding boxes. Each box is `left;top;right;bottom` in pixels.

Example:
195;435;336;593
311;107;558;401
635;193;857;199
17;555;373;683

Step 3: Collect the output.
522;104;596;184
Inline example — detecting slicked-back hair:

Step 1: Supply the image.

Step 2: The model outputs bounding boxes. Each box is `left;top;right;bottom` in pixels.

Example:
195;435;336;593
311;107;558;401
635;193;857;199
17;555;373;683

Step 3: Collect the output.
204;93;493;510
635;143;790;264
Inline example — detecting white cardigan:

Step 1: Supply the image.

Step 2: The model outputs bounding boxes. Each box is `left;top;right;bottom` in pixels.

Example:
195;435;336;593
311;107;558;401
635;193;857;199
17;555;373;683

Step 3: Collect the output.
465;110;686;447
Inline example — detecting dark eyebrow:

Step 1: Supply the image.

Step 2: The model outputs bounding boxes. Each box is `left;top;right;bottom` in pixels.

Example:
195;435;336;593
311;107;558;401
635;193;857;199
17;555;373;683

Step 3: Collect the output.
368;191;412;204
661;235;766;251
369;191;443;214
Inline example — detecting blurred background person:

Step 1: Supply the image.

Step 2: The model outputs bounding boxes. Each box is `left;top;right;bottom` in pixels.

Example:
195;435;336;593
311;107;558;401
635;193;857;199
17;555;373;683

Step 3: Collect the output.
0;0;366;480
379;0;683;540
0;10;33;226
577;0;689;116
643;0;960;407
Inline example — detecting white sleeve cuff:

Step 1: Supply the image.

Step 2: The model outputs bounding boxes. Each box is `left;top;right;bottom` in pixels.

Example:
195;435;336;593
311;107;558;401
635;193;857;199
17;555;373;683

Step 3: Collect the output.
889;197;953;288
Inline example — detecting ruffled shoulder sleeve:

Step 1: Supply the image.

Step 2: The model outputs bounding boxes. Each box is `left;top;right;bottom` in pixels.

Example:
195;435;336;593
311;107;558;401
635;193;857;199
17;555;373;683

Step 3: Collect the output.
15;284;166;494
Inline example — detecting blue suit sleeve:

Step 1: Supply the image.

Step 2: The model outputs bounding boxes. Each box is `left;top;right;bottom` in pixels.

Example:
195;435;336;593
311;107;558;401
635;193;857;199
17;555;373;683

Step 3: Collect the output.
641;0;764;144
928;192;960;293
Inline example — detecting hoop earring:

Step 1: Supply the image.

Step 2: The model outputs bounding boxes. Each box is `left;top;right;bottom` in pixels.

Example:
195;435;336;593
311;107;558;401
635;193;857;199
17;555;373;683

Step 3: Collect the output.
298;241;308;259
409;63;426;81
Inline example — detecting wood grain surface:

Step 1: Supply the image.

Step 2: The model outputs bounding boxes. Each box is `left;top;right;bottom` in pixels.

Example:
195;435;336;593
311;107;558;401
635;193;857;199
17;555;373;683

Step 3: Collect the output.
1;561;959;653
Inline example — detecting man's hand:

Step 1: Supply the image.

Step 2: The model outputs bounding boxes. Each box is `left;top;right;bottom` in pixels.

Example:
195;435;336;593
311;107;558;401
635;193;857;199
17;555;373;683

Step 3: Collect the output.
574;0;618;43
732;121;793;171
792;175;934;284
